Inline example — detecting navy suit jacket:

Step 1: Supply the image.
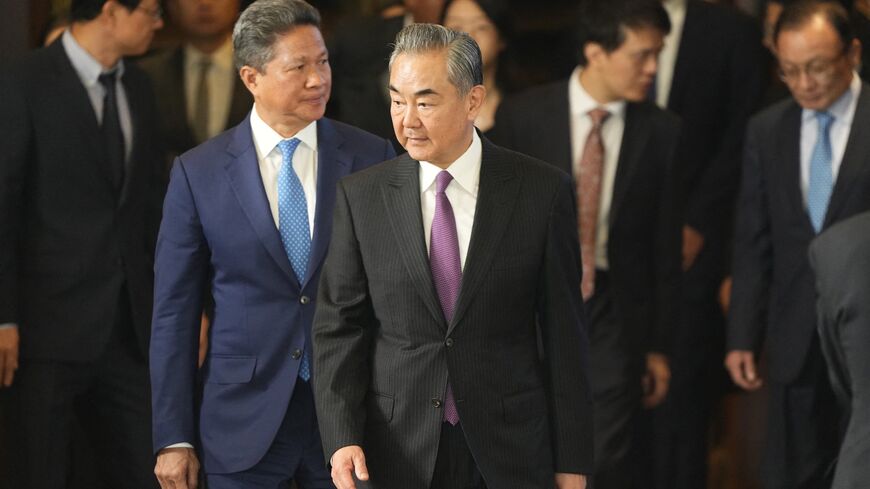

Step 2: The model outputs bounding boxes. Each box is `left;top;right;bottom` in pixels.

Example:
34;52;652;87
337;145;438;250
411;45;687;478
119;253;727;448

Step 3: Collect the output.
150;116;395;473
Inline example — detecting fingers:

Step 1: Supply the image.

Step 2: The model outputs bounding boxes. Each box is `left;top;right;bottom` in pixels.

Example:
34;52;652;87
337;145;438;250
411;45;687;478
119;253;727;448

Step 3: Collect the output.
352;450;369;481
332;446;368;489
155;450;197;489
0;329;19;388
725;351;763;391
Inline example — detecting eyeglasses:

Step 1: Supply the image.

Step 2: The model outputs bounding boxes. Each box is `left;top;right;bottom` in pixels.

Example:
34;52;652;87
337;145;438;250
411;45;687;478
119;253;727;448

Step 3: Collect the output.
135;3;163;20
778;50;849;85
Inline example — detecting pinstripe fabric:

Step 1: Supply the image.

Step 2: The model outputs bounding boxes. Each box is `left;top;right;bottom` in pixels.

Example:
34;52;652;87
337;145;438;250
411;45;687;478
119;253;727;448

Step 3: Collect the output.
313;137;594;488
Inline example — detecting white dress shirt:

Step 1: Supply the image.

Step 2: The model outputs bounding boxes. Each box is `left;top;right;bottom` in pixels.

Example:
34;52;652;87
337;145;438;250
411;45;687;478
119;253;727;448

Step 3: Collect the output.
655;0;688;108
799;73;862;204
568;67;627;270
250;105;318;236
184;37;236;140
420;131;482;270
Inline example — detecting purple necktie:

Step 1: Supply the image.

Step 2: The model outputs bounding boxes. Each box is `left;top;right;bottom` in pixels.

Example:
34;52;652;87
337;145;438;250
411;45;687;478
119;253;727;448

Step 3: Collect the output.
430;170;461;425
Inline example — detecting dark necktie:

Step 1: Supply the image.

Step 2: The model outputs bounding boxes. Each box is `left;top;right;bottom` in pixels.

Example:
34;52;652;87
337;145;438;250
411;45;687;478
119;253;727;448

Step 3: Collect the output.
430;170;462;425
193;57;212;144
98;71;125;190
577;108;610;300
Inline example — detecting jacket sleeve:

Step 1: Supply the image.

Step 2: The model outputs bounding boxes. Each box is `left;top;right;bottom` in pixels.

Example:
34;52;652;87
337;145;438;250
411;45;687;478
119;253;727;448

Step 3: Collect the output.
149;159;209;453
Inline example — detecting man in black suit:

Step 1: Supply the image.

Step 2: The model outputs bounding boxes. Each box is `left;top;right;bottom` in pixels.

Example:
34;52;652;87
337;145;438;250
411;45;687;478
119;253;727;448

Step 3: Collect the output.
139;0;252;163
0;0;165;487
493;1;681;487
726;1;870;487
314;23;592;489
646;1;766;487
809;210;870;489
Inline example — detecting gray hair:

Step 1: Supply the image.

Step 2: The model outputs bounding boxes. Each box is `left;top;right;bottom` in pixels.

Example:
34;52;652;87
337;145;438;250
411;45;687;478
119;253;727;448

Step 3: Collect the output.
233;0;321;72
389;23;483;96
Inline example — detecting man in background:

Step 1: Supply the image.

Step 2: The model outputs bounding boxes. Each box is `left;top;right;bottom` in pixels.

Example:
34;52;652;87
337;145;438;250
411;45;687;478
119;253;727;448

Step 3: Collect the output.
140;0;252;163
727;1;870;487
494;1;681;486
0;0;165;486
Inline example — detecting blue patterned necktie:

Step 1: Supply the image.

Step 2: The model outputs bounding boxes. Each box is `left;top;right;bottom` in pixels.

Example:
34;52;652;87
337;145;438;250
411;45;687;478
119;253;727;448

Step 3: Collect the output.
808;111;834;233
277;138;311;381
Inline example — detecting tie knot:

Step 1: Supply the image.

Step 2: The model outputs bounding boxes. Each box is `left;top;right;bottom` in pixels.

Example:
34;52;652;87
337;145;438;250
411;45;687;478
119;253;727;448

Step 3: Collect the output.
277;138;302;163
435;170;453;194
588;108;610;127
98;70;118;88
816;111;834;131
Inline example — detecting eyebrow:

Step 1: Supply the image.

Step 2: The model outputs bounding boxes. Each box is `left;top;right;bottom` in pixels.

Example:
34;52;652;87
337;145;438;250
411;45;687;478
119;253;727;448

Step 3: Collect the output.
388;85;440;96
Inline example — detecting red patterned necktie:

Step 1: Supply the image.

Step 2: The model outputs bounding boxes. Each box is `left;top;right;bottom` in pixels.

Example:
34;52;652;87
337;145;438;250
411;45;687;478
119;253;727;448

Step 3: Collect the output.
577;108;610;300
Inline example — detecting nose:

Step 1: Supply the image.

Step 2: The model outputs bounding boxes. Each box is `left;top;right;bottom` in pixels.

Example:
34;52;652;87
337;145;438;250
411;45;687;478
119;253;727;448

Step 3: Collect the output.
304;65;327;88
402;104;421;129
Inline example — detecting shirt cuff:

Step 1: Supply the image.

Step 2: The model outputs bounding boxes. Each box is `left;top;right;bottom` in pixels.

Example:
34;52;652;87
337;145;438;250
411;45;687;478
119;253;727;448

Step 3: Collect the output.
163;442;194;450
0;323;17;329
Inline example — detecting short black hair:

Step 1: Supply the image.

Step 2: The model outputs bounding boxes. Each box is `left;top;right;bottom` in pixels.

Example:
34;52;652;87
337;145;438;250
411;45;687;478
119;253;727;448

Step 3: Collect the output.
70;0;143;22
575;0;671;66
774;0;855;48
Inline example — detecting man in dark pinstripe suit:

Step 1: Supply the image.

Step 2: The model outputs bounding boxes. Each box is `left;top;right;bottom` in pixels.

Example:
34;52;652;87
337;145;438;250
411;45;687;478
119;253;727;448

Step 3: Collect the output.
313;23;593;489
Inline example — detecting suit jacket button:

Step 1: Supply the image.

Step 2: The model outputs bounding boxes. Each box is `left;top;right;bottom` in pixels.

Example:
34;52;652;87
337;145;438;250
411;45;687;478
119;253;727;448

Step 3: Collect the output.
291;349;302;360
445;338;453;347
431;398;442;408
300;295;310;305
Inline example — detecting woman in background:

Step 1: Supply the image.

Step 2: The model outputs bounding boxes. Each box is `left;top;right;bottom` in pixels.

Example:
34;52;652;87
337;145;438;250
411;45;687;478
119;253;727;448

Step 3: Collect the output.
442;0;512;132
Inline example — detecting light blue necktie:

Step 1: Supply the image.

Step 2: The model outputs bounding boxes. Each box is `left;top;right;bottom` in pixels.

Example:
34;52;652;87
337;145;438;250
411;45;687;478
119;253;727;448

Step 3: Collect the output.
808;111;834;233
277;138;311;381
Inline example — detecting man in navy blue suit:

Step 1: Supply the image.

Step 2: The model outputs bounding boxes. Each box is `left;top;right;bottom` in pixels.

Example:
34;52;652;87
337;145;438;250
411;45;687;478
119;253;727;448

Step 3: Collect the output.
148;1;395;487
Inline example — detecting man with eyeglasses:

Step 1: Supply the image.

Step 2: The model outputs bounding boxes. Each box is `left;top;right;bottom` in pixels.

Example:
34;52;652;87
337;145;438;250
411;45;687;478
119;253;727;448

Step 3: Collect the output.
726;1;870;488
0;0;165;487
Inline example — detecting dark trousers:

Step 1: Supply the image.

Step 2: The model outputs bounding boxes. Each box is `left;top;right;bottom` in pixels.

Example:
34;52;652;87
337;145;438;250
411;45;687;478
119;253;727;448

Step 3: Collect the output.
762;340;839;489
430;422;486;489
586;272;643;489
648;242;729;489
9;293;157;489
207;378;332;489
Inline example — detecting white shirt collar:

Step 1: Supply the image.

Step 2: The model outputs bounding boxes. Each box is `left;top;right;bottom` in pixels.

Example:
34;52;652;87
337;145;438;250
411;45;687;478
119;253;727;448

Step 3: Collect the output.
184;36;234;72
62;29;125;87
569;67;626;120
801;72;862;125
250;104;318;166
419;130;482;197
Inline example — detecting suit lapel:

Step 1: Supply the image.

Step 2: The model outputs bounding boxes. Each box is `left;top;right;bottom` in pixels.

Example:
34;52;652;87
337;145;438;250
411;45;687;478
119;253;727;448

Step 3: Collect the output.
223;120;297;285
610;103;649;226
382;155;446;329
778;102;811;231
448;138;520;336
49;41;115;194
304;119;352;287
825;86;870;228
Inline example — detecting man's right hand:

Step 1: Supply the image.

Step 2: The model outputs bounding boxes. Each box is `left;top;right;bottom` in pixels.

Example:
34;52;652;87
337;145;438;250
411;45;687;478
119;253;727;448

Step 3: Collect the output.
155;447;200;489
331;445;369;489
725;350;763;391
